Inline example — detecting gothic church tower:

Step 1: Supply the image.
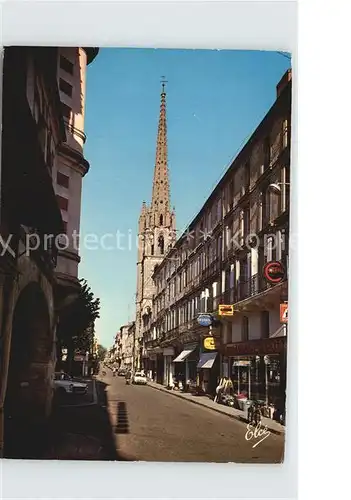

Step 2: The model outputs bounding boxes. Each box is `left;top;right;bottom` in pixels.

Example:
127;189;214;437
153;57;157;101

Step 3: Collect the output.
135;83;176;359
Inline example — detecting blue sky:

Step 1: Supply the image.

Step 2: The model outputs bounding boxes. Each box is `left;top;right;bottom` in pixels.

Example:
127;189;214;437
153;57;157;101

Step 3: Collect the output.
79;48;291;348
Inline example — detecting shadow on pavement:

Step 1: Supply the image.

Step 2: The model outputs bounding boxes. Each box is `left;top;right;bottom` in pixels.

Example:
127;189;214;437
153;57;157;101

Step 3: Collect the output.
114;401;129;434
37;380;134;460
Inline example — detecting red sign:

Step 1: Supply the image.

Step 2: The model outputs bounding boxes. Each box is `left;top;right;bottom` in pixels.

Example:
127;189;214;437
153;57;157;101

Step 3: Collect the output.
280;303;288;323
222;337;287;356
263;261;285;284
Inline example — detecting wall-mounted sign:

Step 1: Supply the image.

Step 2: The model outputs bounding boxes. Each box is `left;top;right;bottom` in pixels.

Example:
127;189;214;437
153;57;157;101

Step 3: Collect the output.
263;261;285;284
197;314;213;327
203;336;216;350
280;303;288;323
218;304;234;316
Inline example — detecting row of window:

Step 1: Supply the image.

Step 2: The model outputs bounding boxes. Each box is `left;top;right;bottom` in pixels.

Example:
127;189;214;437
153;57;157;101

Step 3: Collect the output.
33;78;56;172
149;235;165;256
154;168;288;287
151;295;271;342
155;226;287;296
222;312;270;343
202;121;289;228
153;238;287;319
59;55;74;121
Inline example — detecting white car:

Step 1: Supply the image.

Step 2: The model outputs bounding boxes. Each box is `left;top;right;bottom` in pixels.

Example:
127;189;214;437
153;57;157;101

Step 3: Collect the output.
132;372;147;385
53;372;88;395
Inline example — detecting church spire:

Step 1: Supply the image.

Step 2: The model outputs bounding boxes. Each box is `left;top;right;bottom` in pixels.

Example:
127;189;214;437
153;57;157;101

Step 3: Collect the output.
151;79;170;213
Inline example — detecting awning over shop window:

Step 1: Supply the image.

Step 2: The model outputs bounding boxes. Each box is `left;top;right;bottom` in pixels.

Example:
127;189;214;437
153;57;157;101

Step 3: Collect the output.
197;352;218;369
173;347;196;362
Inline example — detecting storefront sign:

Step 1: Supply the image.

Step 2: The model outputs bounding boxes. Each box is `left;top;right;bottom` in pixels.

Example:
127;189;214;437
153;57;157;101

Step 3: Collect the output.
197;314;213;327
218;304;234;316
233;360;252;367
203;337;216;350
280;303;288;323
223;337;286;356
263;261;285;284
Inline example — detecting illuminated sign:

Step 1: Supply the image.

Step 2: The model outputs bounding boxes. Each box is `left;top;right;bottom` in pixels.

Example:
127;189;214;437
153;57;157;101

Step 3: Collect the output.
218;304;234;316
203;337;216;350
197;314;213;327
280;303;288;323
263;261;285;284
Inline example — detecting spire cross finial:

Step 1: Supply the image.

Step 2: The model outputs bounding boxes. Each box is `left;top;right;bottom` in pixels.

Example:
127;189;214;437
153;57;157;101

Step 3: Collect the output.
161;76;168;93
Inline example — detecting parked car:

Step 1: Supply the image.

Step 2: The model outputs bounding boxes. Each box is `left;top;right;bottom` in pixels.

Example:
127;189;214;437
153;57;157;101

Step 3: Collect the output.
132;372;147;385
53;372;88;395
118;369;126;376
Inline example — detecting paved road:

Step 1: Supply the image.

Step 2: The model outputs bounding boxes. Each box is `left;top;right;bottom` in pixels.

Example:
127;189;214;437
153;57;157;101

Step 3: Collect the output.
101;371;285;463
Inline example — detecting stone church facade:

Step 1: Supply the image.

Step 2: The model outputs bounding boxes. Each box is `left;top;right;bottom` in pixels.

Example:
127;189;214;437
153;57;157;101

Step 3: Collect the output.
135;84;176;371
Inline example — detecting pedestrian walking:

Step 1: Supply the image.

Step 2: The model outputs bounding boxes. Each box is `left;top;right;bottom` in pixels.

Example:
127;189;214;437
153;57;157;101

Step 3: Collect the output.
125;369;132;385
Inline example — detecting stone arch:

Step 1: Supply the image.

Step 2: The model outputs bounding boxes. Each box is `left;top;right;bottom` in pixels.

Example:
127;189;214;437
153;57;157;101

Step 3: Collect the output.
4;281;53;457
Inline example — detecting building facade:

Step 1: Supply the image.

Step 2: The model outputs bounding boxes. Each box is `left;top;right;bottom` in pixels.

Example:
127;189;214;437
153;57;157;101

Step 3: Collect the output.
115;322;135;370
135;83;176;381
0;47;65;457
0;46;98;457
146;70;291;413
54;47;98;306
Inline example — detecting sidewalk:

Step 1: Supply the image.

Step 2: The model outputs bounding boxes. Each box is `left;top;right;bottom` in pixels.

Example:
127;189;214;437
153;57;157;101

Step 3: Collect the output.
39;379;127;460
146;381;285;435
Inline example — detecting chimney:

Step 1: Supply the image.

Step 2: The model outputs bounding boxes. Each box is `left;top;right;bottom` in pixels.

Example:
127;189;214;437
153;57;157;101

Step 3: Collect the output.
276;69;292;97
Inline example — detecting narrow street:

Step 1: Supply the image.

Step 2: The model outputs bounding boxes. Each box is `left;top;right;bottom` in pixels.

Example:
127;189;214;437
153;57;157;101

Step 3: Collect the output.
102;370;284;463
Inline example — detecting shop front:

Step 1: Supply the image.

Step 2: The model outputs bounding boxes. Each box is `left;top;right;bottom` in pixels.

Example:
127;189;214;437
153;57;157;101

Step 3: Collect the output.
163;347;175;387
155;350;164;384
145;353;156;381
173;343;199;387
197;351;220;396
146;347;163;383
222;337;287;415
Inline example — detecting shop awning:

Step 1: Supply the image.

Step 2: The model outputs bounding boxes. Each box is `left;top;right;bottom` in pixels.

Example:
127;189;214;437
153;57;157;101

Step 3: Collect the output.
173;347;196;362
197;352;218;369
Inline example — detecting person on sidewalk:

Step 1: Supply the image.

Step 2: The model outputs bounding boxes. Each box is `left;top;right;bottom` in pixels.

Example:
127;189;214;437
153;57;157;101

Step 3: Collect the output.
125;370;132;385
214;377;226;403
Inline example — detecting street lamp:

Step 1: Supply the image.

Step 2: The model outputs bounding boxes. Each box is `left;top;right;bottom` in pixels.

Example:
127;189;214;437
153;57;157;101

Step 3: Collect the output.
268;182;290;194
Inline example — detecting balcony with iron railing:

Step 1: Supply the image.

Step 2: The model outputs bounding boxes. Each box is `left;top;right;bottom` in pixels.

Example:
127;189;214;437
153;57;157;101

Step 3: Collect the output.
234;272;287;304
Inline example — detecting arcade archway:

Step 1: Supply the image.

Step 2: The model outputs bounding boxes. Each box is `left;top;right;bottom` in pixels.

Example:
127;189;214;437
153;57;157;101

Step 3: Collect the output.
4;282;53;457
